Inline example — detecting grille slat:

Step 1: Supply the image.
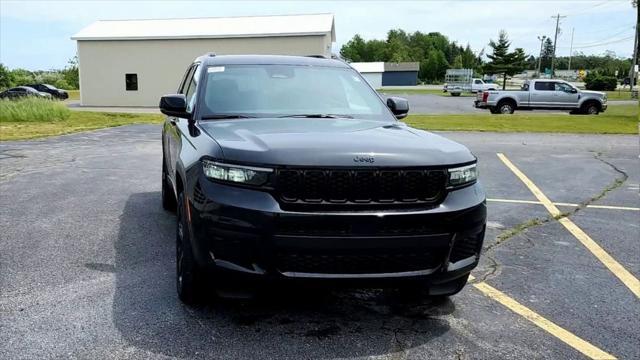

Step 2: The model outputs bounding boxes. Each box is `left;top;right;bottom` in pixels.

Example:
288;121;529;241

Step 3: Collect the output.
277;251;439;274
276;168;447;209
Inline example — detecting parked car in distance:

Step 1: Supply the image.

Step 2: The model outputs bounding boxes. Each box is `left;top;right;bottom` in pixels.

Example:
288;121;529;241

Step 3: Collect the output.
0;86;52;100
444;78;499;96
474;79;607;114
26;84;69;100
161;54;487;304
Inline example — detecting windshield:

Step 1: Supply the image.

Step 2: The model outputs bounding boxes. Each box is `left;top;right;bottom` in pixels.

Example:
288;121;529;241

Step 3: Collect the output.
200;64;393;121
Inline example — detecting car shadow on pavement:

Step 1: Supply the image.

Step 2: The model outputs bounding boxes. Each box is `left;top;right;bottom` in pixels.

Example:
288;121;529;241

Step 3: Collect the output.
113;192;455;359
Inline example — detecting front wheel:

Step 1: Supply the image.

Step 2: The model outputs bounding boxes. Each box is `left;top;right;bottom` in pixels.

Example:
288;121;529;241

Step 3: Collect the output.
582;102;600;115
176;193;206;304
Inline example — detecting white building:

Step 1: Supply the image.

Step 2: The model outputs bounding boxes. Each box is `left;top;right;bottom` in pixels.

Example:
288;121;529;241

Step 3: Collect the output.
349;62;384;88
71;14;336;106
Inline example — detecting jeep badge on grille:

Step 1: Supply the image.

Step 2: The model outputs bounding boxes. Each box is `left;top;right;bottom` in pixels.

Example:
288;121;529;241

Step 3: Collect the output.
353;155;375;163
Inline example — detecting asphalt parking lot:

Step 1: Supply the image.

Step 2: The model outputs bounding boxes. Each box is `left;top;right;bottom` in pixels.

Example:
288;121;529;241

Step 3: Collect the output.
1;125;638;359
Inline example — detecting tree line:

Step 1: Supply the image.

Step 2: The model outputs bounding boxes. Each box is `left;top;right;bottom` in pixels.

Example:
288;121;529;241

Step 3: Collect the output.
0;57;79;90
340;29;633;84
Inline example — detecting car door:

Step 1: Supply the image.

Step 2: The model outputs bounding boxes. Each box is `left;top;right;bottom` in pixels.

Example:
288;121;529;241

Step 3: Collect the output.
472;79;483;92
532;81;554;107
553;82;580;109
165;64;195;179
168;63;201;179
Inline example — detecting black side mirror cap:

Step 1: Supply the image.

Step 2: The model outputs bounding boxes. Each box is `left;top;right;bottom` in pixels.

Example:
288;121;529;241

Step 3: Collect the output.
386;97;409;119
159;94;189;118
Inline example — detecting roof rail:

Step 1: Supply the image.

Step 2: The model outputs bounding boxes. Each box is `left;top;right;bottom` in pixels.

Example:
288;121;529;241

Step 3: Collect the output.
305;55;327;59
207;52;216;57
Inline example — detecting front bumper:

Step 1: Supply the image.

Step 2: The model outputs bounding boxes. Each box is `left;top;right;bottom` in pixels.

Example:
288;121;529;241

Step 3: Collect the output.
186;171;487;287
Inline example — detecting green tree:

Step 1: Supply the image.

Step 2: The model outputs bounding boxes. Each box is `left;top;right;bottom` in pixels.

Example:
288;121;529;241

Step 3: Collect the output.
340;34;367;62
0;63;14;89
10;68;35;86
452;55;464;69
484;30;527;89
340;29;484;83
540;38;554;73
421;50;449;82
61;56;79;89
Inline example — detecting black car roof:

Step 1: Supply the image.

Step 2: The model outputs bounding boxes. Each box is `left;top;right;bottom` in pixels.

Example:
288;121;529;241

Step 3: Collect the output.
193;54;350;68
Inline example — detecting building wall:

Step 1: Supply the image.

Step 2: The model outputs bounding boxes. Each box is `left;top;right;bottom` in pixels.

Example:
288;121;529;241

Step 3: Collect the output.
78;35;329;106
360;72;383;88
381;71;418;86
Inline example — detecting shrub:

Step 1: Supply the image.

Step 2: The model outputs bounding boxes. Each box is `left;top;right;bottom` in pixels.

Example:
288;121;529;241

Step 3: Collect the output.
0;98;71;122
585;73;617;91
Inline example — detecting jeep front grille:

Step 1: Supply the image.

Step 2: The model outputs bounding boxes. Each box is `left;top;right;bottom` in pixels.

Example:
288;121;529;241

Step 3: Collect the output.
275;168;447;209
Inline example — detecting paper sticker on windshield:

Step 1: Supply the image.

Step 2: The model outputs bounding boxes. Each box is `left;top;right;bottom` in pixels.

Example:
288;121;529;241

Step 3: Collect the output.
208;66;225;73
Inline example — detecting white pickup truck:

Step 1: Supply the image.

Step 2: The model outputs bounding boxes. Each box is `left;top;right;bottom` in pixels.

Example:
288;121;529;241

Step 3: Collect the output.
474;79;608;114
445;78;499;96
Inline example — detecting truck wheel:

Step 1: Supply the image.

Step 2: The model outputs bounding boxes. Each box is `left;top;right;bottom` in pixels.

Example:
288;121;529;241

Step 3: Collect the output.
162;158;177;212
176;192;205;304
582;102;600;115
497;101;515;114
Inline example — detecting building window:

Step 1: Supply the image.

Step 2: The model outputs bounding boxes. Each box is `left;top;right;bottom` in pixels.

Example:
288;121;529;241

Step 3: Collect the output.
125;74;138;91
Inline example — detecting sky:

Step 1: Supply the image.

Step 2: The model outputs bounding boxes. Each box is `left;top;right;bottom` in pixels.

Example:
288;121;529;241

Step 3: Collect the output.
0;0;636;70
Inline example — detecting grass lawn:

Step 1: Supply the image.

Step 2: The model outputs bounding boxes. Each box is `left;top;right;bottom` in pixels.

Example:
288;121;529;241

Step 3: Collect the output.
1;111;163;141
605;89;636;101
66;90;80;101
405;104;639;134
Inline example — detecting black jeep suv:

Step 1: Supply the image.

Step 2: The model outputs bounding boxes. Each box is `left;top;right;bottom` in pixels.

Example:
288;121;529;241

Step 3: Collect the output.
161;54;486;303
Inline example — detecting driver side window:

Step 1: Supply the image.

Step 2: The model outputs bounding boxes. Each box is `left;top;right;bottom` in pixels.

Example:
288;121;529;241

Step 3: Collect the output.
184;65;201;113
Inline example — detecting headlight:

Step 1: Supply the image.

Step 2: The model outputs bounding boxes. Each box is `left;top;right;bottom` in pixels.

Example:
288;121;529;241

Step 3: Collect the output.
202;160;272;186
448;163;477;187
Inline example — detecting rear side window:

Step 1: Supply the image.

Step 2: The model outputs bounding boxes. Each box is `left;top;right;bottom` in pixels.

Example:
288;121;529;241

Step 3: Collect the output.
125;74;138;91
534;82;554;91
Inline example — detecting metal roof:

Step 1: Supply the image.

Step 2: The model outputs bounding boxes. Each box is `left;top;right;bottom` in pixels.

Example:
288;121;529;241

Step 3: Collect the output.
71;13;335;41
384;62;420;72
349;62;385;73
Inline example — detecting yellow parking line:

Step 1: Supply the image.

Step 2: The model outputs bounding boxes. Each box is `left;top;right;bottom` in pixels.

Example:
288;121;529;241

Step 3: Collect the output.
468;275;616;360
487;198;640;212
497;153;640;299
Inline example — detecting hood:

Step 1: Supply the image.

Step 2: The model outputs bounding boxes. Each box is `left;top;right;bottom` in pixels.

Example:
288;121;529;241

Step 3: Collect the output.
198;118;475;167
580;90;605;97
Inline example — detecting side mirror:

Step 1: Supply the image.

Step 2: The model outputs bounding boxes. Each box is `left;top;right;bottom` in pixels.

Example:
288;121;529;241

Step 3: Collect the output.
386;97;409;119
159;94;189;118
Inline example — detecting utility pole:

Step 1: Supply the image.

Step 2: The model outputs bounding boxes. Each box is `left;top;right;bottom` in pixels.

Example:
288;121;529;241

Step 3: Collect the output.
537;35;546;77
568;28;574;71
550;13;566;77
630;21;638;90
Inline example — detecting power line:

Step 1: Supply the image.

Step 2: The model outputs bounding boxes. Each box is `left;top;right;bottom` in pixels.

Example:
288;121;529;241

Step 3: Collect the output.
569;35;635;49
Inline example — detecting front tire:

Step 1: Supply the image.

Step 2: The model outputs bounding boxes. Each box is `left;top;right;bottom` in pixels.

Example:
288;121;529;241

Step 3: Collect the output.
176;193;205;304
582;102;600;115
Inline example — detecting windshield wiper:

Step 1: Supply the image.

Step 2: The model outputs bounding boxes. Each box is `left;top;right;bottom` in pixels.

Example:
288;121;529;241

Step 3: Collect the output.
277;114;354;119
201;114;256;120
